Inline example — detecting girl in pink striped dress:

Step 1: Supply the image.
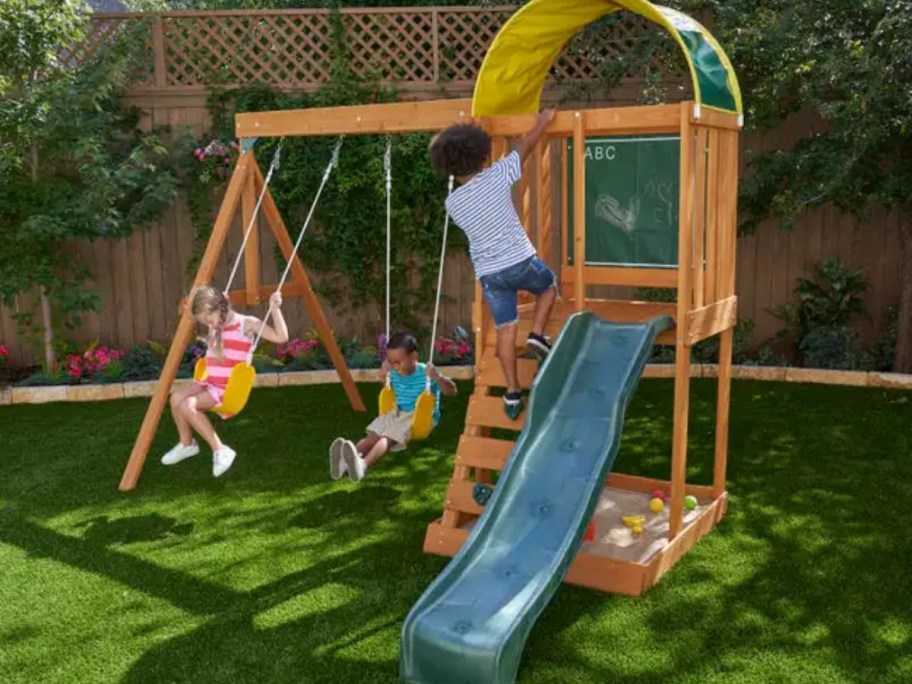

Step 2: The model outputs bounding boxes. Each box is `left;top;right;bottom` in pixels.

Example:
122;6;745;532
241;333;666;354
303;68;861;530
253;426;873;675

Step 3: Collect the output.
161;285;289;477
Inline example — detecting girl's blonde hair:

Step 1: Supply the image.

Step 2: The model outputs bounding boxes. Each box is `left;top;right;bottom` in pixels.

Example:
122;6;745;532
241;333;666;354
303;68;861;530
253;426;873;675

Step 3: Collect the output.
191;285;230;357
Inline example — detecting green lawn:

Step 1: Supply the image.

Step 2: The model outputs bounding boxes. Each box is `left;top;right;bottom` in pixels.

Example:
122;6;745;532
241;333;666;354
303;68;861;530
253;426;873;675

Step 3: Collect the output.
1;380;910;684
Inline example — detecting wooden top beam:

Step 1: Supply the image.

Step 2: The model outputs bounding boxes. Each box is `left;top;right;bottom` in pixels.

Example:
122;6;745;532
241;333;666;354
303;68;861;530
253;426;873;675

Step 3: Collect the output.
236;99;474;138
235;100;686;139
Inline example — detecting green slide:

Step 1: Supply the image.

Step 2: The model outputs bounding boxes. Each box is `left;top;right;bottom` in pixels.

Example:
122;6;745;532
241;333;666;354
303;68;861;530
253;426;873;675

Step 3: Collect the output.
400;312;673;684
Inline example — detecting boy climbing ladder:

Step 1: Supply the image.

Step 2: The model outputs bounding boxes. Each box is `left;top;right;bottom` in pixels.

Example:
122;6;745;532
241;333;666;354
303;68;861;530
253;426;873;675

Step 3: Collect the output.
430;110;557;419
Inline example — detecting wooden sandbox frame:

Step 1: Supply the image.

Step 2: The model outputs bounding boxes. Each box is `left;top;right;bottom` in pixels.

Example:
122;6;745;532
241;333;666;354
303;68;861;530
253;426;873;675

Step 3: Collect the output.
222;96;739;595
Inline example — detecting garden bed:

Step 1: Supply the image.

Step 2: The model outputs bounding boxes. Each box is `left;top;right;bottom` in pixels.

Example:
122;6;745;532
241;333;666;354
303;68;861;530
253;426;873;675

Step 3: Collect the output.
2;364;909;406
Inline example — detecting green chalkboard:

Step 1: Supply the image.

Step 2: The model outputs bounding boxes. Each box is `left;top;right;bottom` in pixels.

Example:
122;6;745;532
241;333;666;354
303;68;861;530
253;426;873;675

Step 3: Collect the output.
567;136;680;268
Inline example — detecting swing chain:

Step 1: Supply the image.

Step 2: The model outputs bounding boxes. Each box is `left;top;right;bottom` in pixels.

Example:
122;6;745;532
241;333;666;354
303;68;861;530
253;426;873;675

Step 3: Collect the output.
383;135;392;186
272;138;283;172
330;136;343;170
425;174;455;391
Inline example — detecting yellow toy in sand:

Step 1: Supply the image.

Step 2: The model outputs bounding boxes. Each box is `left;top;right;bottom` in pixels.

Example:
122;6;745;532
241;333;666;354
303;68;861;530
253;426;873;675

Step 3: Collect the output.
622;515;645;535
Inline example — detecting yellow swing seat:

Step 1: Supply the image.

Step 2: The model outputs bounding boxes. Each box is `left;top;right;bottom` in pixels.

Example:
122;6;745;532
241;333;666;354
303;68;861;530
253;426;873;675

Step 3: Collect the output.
194;358;257;416
410;389;436;441
377;382;436;442
378;382;396;416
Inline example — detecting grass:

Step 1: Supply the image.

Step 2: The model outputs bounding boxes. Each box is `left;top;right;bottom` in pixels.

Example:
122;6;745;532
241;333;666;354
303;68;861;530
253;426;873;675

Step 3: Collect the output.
1;379;911;683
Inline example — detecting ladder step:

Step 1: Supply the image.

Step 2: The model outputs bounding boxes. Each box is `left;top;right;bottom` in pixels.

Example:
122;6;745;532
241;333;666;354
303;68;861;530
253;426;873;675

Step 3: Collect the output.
456;434;514;470
466;393;526;431
475;351;539;390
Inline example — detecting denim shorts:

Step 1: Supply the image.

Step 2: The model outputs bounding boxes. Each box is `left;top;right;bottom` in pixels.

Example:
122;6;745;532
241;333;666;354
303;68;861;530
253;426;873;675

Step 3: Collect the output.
479;256;557;328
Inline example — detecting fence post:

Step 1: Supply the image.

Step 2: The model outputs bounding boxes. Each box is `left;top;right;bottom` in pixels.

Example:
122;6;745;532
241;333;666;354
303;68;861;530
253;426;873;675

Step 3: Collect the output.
432;9;440;83
152;14;166;88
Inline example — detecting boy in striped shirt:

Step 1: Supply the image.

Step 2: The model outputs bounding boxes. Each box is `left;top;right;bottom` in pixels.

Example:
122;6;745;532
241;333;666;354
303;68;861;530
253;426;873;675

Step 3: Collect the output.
430;110;557;420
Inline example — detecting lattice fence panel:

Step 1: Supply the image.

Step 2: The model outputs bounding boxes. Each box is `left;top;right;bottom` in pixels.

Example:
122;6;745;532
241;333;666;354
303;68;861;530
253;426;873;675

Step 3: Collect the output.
77;8;694;93
554;13;689;87
437;9;511;82
342;12;435;83
163;14;333;87
63;16;153;85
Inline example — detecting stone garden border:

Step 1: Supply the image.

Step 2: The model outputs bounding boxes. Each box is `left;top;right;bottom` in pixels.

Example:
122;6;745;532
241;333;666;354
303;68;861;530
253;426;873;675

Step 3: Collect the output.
1;365;910;406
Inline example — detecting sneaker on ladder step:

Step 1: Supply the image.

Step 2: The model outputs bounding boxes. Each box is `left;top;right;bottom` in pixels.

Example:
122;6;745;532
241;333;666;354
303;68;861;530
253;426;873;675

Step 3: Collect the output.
503;391;523;420
161;441;199;466
526;332;551;360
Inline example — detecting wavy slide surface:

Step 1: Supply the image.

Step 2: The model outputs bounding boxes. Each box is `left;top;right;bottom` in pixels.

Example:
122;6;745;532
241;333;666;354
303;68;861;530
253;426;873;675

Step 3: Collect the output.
401;311;673;683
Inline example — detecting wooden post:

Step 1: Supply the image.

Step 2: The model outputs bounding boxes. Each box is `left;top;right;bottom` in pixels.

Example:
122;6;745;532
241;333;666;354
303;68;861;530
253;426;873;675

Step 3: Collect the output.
572;111;586;310
693;127;708;308
151;15;166;89
519;155;532;237
712;129;740;498
253;164;366;413
704;129;719;304
535;140;552;265
119;154;252;491
669;104;695;538
713;328;733;498
561;141;569;291
241;162;260;306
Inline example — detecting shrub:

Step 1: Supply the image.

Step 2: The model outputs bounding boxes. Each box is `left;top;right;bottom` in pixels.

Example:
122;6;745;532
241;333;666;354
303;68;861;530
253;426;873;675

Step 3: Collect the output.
122;346;162;381
799;326;858;370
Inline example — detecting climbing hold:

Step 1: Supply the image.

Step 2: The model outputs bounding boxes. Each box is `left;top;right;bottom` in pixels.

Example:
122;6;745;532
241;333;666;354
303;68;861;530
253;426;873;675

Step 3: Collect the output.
472;483;493;506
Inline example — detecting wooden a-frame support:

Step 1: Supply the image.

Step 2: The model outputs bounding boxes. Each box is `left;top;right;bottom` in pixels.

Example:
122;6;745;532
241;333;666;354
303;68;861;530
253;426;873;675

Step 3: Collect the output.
119;150;366;491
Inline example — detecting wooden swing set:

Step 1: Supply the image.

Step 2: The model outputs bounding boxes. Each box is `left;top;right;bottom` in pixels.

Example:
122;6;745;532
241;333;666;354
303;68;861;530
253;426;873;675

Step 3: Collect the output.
120;0;742;598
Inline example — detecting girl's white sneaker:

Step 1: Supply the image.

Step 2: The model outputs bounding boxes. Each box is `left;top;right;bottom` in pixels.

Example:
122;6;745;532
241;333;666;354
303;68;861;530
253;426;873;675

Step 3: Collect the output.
161;441;199;465
213;445;237;477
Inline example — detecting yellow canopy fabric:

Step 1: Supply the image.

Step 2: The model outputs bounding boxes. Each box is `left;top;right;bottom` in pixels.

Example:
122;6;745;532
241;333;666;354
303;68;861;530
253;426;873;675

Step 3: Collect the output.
472;0;742;118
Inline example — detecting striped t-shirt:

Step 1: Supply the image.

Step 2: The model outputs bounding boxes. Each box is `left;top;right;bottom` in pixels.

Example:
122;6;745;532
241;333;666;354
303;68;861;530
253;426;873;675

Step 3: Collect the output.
391;362;441;424
203;315;253;406
445;151;537;278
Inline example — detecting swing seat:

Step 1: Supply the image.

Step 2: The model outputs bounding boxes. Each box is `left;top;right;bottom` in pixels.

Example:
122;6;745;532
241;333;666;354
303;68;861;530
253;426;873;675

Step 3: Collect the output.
378;384;396;416
194;358;257;416
411;390;436;441
377;384;434;441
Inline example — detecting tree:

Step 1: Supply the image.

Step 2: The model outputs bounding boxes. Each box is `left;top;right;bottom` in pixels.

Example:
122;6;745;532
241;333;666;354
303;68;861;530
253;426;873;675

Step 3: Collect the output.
0;0;176;370
691;0;912;371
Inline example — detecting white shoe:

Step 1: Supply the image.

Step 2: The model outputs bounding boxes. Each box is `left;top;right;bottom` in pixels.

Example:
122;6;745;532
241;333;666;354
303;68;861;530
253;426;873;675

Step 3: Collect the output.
341;440;365;482
329;437;348;480
161;441;199;466
212;445;237;477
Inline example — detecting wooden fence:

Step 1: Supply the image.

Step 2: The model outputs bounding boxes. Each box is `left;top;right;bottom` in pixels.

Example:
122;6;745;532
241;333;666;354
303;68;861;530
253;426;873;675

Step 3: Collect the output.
0;8;902;364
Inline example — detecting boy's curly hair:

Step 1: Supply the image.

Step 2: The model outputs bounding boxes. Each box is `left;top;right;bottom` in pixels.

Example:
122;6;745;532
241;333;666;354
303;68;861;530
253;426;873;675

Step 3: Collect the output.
429;124;491;178
387;332;419;354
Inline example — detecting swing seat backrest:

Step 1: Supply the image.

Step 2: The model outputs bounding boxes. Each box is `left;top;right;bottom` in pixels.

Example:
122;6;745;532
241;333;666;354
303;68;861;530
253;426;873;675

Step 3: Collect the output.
379;384;396;416
193;358;257;416
410;389;436;441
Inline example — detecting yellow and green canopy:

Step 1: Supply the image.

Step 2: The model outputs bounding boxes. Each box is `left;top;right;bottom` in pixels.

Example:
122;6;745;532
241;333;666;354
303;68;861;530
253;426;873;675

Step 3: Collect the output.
473;0;742;118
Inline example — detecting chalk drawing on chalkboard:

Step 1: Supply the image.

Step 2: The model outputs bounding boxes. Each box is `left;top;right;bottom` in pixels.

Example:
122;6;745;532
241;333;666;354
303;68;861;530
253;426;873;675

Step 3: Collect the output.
594;193;640;234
